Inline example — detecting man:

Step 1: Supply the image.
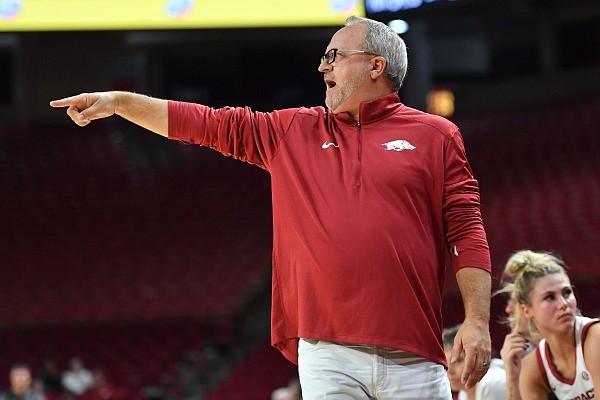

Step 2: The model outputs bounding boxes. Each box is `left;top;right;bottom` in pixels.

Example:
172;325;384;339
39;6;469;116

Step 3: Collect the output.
443;324;506;400
51;16;491;399
62;357;94;396
0;364;44;400
272;378;302;400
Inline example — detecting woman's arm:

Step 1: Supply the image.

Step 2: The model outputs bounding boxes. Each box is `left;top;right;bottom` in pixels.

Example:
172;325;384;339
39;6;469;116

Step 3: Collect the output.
519;352;550;400
583;322;600;392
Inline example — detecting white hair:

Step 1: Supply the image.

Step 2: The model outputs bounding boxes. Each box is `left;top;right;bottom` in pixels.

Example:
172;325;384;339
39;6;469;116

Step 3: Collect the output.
345;16;408;91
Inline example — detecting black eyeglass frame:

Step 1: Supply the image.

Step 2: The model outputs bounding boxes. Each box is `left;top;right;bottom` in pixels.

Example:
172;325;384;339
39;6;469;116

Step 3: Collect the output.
320;48;379;65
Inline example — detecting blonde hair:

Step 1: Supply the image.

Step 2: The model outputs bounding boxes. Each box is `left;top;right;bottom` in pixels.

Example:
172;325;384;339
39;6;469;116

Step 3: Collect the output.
504;250;567;307
493;250;569;337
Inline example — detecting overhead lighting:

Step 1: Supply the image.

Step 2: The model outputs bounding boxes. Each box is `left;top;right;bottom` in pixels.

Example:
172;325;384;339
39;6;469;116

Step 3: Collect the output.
427;89;455;117
388;19;409;34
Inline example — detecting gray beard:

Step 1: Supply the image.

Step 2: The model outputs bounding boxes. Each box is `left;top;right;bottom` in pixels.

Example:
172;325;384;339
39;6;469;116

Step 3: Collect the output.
325;74;362;111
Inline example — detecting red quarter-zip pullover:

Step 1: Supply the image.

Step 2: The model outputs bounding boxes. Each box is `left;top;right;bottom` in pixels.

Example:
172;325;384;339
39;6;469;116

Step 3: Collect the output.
168;92;491;367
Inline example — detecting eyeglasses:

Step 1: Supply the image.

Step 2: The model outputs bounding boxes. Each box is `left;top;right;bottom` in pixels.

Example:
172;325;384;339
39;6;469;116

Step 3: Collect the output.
320;48;378;65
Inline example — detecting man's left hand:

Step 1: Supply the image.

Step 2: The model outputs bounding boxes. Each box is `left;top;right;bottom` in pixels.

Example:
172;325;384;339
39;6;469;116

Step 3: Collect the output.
450;320;491;390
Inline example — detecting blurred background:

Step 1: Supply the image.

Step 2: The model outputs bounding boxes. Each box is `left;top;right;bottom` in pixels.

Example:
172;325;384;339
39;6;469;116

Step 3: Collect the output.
0;0;598;399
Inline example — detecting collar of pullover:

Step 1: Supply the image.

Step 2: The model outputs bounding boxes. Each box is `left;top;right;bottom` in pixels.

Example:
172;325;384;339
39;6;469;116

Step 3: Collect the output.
334;92;403;126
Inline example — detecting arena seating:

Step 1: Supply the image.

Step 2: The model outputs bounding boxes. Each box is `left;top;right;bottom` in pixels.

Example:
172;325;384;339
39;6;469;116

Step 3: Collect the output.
462;95;600;282
0;319;208;397
0;121;273;325
0;121;272;396
204;339;298;400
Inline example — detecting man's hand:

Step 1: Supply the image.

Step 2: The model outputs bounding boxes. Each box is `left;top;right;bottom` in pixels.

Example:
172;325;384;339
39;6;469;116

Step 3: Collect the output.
450;319;491;390
454;267;491;390
50;91;169;136
50;92;118;127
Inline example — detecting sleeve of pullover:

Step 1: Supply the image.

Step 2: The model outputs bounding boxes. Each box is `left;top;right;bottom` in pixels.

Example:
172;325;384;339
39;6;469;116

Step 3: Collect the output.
443;129;491;273
167;100;299;171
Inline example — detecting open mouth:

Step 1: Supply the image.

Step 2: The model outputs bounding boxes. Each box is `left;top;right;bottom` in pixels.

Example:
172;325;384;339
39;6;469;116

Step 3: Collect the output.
325;79;336;89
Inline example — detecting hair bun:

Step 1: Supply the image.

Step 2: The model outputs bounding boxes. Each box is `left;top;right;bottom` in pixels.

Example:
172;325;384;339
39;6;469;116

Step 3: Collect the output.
505;249;536;277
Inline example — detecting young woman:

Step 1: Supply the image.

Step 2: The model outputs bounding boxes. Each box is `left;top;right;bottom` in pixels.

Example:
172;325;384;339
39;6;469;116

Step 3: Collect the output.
499;250;599;400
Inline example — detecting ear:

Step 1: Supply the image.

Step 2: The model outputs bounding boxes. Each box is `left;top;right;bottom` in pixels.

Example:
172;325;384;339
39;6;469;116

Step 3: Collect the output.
521;303;532;320
370;56;387;80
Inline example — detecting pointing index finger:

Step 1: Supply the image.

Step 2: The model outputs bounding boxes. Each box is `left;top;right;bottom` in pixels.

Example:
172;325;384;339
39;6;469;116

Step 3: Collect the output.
49;95;82;108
